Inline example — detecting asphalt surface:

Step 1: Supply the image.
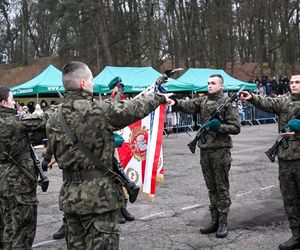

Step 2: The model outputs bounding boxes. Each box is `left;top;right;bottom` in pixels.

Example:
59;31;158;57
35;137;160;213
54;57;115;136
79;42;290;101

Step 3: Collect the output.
33;123;292;250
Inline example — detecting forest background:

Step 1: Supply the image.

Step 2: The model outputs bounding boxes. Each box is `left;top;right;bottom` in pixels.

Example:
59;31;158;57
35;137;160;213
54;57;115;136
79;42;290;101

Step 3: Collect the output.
0;0;300;87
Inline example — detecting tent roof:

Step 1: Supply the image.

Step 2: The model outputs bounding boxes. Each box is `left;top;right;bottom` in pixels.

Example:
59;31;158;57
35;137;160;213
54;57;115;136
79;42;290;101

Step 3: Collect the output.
93;66;158;93
10;65;63;96
93;66;198;93
177;68;257;91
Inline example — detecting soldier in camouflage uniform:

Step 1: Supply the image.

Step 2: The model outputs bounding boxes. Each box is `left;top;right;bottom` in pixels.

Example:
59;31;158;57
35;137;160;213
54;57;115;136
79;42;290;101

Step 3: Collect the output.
46;61;173;250
0;88;46;249
171;74;241;238
240;75;300;250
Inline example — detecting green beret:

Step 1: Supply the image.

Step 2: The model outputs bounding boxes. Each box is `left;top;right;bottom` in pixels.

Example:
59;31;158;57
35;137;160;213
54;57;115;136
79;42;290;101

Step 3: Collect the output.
108;76;122;90
113;133;124;147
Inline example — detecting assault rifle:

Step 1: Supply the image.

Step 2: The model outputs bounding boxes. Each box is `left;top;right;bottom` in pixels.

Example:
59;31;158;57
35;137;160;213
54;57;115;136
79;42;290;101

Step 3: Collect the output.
265;108;300;162
265;134;288;162
112;156;140;203
187;86;245;154
29;145;49;192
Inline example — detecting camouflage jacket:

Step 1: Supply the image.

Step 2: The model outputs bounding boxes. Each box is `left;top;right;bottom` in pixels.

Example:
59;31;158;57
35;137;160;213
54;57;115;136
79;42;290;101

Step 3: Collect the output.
250;93;300;160
173;90;241;150
46;89;166;214
0;107;46;203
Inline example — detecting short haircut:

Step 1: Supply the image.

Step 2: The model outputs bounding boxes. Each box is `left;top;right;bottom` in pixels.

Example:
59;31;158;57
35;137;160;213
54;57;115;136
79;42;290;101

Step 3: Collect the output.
209;74;224;84
62;61;90;89
0;88;10;102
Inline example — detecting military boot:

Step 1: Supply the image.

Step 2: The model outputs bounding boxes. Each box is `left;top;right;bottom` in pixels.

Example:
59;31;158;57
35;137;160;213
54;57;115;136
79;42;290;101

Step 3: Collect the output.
121;207;135;221
200;210;219;234
279;236;300;250
53;224;65;240
216;213;228;238
199;221;218;234
119;210;126;224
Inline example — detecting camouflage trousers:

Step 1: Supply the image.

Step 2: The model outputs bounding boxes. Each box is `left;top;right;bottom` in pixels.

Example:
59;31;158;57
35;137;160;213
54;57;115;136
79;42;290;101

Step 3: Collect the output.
200;148;232;221
0;196;37;250
278;158;300;237
65;209;120;250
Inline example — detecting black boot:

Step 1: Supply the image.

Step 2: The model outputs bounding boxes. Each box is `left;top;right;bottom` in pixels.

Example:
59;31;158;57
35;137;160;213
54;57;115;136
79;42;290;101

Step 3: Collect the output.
216;212;228;238
279;236;300;250
121;207;135;221
199;221;218;234
53;225;65;240
216;223;228;238
119;211;126;224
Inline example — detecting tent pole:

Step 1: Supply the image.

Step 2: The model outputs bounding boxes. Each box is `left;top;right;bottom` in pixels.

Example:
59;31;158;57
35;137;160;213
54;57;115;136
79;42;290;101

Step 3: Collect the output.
36;93;39;104
98;87;102;100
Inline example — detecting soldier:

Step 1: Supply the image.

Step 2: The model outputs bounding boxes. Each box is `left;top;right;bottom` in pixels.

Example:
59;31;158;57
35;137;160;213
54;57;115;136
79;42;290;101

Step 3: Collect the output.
0;87;46;249
46;61;173;249
240;74;300;250
170;74;241;238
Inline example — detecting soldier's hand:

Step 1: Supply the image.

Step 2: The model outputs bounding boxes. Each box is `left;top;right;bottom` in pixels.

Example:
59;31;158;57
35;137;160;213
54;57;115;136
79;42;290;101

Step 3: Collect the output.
41;159;50;171
162;93;175;106
282;131;295;137
239;91;252;101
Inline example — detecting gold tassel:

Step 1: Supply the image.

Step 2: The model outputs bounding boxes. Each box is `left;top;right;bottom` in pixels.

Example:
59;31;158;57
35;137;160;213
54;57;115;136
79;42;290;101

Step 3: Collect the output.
142;192;155;202
156;173;164;186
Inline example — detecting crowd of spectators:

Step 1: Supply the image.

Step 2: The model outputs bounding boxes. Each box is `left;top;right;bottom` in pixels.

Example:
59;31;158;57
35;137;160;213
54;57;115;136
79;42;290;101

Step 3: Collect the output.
249;75;290;97
15;99;58;116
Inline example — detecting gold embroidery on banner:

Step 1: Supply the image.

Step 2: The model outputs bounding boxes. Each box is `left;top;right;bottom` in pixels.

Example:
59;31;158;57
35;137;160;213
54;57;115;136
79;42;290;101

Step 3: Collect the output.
128;126;148;162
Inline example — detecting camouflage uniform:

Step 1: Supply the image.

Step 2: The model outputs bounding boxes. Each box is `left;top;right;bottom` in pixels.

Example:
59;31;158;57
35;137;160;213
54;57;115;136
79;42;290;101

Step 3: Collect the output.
0;107;46;249
173;90;240;223
249;93;300;237
46;89;166;250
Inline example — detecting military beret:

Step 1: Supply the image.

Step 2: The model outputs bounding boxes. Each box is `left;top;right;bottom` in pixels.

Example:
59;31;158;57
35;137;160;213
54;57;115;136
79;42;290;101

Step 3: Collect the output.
108;76;122;90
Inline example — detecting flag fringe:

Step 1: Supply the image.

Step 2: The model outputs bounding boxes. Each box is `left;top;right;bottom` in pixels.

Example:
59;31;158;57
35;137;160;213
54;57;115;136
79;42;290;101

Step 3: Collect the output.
156;173;164;186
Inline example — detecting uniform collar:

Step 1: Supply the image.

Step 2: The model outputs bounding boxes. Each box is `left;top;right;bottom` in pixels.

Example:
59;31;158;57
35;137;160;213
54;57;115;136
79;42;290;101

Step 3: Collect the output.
0;107;17;116
291;93;300;101
64;89;93;101
207;90;224;101
0;107;17;118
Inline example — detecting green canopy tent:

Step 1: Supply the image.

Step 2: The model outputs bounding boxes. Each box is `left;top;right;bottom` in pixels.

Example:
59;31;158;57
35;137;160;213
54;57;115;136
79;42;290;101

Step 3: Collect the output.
10;65;64;99
93;66;199;94
177;68;257;92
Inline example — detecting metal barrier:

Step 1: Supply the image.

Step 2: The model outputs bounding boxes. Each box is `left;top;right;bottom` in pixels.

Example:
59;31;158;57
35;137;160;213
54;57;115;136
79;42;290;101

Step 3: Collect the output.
253;107;277;124
241;107;253;125
163;107;277;135
164;112;193;134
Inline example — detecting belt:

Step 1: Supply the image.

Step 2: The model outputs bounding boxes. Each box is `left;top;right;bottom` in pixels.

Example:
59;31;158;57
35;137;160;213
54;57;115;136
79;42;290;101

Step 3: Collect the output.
63;169;105;183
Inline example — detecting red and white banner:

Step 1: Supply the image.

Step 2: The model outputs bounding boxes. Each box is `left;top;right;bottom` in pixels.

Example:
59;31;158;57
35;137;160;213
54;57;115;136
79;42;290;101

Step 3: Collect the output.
116;104;165;199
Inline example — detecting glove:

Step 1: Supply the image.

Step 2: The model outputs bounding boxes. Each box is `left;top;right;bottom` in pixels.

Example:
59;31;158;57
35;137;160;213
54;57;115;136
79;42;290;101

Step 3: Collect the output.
113;133;125;148
41;159;50;171
202;118;221;131
285;119;300;132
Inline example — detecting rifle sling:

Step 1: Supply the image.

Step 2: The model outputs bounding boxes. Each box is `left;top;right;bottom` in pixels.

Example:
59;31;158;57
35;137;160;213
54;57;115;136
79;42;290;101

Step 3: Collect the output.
58;109;119;183
2;152;36;182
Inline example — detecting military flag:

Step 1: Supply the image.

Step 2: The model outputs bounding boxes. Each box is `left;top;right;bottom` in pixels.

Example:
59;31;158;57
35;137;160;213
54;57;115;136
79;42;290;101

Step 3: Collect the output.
116;104;165;200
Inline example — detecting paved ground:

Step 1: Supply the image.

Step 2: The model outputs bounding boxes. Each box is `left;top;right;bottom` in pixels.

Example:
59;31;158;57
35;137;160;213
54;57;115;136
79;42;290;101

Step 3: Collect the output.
33;123;293;250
